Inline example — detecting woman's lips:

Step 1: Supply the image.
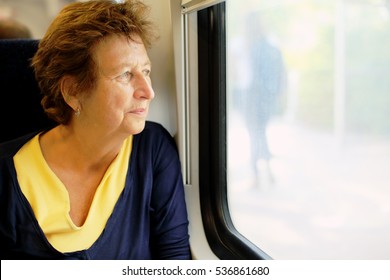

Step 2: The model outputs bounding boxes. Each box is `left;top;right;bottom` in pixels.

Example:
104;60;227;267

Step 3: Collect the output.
128;107;147;117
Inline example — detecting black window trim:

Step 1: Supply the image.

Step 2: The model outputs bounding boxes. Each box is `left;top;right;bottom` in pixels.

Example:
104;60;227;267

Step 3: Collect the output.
197;2;272;260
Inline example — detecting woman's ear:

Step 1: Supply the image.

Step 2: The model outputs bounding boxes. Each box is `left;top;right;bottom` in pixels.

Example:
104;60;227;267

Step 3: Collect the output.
60;75;80;111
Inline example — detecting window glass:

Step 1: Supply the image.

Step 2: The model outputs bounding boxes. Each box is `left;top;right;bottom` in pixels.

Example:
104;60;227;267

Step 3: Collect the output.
227;0;390;259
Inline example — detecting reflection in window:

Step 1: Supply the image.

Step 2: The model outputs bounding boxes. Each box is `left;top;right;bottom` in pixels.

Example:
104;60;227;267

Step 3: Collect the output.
227;0;390;259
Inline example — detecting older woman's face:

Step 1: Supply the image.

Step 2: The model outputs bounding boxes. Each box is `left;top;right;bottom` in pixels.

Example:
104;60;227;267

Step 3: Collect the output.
80;34;154;138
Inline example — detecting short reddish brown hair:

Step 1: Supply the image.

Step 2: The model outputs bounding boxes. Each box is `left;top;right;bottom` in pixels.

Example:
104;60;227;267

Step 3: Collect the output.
32;0;158;124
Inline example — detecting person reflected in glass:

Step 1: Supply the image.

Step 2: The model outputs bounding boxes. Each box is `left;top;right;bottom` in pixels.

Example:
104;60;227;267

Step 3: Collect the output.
243;13;286;189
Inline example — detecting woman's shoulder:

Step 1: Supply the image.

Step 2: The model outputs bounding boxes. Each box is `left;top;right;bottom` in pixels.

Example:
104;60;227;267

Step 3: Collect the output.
137;121;173;143
134;121;178;156
0;132;37;159
142;121;170;135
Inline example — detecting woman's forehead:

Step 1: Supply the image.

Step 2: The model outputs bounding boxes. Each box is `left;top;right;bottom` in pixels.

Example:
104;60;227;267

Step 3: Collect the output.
92;34;150;72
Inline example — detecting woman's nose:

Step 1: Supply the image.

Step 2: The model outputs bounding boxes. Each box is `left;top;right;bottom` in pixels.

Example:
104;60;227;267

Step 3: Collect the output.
133;75;155;100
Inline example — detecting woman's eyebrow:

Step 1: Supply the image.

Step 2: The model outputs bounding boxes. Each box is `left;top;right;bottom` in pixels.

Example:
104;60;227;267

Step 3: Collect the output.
113;60;152;71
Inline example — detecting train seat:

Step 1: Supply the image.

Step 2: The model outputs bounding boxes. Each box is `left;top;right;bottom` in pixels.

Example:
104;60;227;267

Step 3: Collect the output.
0;39;55;143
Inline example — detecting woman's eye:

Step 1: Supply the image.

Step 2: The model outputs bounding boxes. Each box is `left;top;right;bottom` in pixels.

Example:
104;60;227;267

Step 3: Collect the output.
143;69;151;77
117;71;132;82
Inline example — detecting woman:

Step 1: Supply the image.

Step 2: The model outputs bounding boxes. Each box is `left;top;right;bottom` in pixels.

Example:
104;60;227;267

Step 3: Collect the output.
0;0;190;259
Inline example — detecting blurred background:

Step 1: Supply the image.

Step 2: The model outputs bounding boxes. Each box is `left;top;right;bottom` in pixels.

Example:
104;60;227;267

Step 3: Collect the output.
227;0;390;259
0;0;74;38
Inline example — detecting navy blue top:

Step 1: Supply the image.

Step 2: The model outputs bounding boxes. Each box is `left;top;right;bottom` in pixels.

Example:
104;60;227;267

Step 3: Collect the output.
0;121;191;259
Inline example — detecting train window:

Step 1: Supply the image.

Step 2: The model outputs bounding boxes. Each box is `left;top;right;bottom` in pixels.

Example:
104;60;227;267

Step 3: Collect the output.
195;1;270;259
226;0;390;259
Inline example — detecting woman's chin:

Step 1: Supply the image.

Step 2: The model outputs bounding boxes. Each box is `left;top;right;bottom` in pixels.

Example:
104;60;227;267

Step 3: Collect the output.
126;120;146;135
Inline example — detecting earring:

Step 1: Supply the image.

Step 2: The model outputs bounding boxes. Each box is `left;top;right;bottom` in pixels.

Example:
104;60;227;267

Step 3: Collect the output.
75;108;81;117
